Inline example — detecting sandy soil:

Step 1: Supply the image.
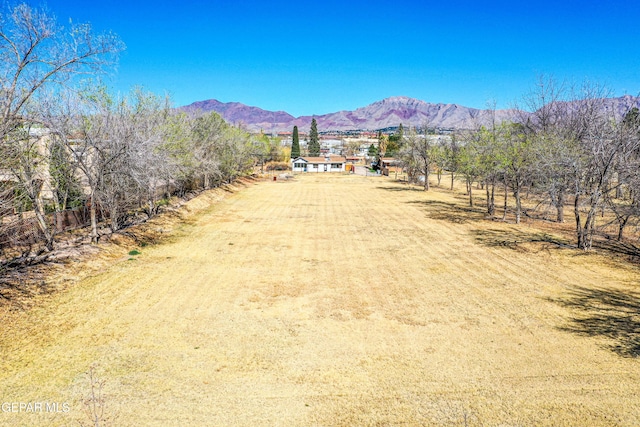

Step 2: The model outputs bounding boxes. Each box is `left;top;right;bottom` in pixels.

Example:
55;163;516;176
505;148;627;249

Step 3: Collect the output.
1;174;639;426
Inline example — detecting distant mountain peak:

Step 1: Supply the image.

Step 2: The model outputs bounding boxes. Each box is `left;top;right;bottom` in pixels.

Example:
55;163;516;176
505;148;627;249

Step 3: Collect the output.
382;95;414;102
179;96;518;132
376;96;424;105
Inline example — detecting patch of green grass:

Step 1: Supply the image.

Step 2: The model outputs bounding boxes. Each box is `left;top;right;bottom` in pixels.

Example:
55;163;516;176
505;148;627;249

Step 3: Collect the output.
128;249;141;256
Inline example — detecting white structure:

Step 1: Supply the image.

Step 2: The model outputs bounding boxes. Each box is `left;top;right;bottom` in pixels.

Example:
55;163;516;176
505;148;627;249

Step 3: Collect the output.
291;156;346;173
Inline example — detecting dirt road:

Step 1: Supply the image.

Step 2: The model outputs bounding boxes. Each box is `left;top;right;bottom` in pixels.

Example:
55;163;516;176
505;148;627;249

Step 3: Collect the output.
1;174;639;426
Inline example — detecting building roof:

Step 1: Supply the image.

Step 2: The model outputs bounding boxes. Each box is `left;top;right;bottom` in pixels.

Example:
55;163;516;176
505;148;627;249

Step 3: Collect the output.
293;156;346;164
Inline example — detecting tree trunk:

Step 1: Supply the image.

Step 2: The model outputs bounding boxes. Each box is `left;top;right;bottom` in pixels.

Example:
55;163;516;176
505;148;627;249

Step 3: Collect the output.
616;185;623;199
450;171;454;190
574;193;592;250
467;179;473;207
502;177;508;221
436;168;442;186
487;180;496;216
491;182;496;216
486;184;490;214
574;194;583;249
28;179;54;251
90;192;99;244
617;216;629;241
33;195;54;250
582;193;601;250
51;190;62;213
424;166;430;191
110;200;121;232
60;190;69;212
556;189;565;223
147;199;156;218
515;181;522;224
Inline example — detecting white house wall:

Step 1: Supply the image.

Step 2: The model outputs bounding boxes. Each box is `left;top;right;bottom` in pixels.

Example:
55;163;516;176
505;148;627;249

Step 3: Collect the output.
291;162;345;172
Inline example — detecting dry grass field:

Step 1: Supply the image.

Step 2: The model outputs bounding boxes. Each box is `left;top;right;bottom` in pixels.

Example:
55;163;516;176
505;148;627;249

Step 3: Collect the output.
1;173;640;426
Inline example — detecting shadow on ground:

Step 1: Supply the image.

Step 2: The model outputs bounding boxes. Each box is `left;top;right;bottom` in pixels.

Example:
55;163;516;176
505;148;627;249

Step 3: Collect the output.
470;228;572;250
0;266;54;308
593;239;640;262
406;199;486;224
376;185;419;192
550;286;640;358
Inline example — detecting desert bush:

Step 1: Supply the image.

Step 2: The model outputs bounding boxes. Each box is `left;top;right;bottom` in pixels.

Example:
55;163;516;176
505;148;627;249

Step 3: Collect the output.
265;161;290;171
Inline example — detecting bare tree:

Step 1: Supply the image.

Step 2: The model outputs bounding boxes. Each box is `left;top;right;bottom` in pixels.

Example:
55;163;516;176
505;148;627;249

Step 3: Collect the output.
0;3;123;140
474;124;504;217
565;84;617;249
604;106;640;240
518;76;574;222
344;139;362;157
510;79;640;248
51;87;129;243
443;132;461;191
0;3;122;249
215;125;254;185
74;88;171;235
502;123;536;224
126;89;173;218
48;133;84;212
456;131;482;207
160;112;195;195
1;124;55;249
190;113;228;189
400;125;438;191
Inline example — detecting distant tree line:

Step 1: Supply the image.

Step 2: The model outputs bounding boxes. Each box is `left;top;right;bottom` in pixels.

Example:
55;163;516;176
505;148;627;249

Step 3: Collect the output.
0;3;259;257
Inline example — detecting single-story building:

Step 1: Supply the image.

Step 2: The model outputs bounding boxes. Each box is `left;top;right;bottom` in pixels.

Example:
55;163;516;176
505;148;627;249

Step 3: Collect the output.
379;157;401;176
291;155;346;173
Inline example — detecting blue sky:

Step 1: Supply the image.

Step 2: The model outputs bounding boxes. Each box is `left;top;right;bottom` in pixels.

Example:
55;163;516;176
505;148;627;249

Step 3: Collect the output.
47;0;640;116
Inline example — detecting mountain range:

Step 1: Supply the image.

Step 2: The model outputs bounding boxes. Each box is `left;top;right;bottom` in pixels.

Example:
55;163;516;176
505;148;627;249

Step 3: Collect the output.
180;95;640;133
